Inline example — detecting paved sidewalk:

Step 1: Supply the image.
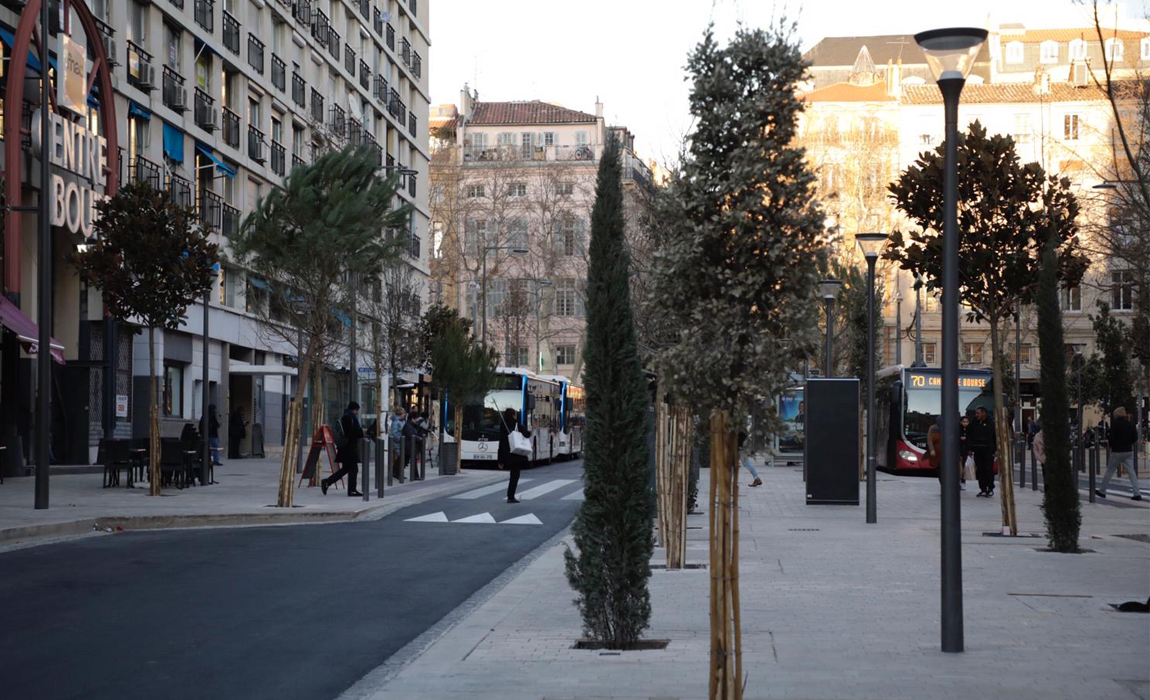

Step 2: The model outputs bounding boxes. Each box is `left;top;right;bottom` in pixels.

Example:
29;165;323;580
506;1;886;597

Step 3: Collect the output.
0;454;503;547
356;463;1150;700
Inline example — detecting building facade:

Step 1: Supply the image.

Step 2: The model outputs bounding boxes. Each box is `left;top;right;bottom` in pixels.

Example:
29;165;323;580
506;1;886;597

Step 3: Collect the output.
0;0;430;468
800;19;1148;425
430;89;652;383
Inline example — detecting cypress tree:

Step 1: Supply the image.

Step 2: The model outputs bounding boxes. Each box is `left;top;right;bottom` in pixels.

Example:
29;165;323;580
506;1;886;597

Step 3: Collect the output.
1036;223;1080;552
563;136;654;648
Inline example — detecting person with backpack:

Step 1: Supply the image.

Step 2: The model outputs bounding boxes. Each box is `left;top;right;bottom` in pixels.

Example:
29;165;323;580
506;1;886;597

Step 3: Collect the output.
322;401;363;496
498;408;532;503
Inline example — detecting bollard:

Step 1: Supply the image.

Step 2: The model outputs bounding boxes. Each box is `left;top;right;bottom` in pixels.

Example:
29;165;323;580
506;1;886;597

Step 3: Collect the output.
1030;444;1038;491
361;437;370;502
1088;439;1097;503
376;437;385;498
1019;436;1026;489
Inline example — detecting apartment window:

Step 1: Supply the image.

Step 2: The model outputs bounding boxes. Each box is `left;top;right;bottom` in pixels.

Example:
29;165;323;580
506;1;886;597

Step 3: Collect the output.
219;266;237;306
575;131;588;146
1064;113;1080;141
196;55;212;90
556;182;574;197
1112;270;1135;310
127;115;149;161
509;182;527;198
520;132;534;158
544;132;556;147
556;216;583;256
292;124;305;156
464;219;486;257
466;184;485;198
962;342;984;364
128;0;147;43
487;278;507;318
1070;38;1087;60
922;342;937;365
466;132;487;155
1019;344;1034;365
163;362;185;417
166;24;182;69
925;293;939;313
555;279;579;317
1013;113;1031;144
506;218;527;248
1143;37;1150;61
1060;285;1082;312
497;132;516;148
555;344;576;366
1105;38;1124;61
1040;40;1059;64
510;346;529;367
1005;41;1023;64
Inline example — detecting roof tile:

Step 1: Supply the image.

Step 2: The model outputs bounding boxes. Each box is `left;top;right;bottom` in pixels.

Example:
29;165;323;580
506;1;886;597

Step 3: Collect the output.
466;101;598;126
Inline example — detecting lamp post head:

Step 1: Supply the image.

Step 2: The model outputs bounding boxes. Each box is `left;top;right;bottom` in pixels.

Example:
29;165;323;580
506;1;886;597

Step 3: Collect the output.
818;278;844;300
914;27;988;82
509;247;529;255
1092;182;1117;190
855;232;889;260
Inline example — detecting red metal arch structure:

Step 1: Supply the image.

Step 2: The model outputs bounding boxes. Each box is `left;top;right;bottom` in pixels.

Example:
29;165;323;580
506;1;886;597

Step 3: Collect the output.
3;0;119;303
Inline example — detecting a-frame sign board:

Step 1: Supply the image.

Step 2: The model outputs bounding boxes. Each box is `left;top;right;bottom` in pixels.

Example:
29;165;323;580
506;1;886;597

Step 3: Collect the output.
299;425;343;488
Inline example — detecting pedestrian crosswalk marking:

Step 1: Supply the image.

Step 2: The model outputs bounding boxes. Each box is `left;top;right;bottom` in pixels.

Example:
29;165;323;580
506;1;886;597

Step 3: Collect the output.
452;512;497;524
404;511;449;523
500;513;543;525
452;479;535;500
517;479;577;500
560;488;584;501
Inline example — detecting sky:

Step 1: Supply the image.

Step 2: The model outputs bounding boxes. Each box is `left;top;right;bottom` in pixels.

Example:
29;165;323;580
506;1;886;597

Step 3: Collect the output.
430;0;1147;164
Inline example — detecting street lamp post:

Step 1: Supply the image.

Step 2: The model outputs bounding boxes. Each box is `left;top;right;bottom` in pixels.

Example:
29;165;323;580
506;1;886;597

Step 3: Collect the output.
895;289;903;366
916;25;988;655
856;233;888;526
34;0;51;509
818;279;843;378
479;245;529;346
530;279;552;372
912;275;925;368
1015;306;1024;489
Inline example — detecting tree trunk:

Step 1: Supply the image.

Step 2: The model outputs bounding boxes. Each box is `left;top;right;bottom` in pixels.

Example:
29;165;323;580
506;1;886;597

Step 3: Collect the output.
709;409;742;700
454;403;463;474
277;336;315;507
989;319;1019;535
148;326;161;496
309;362;324;487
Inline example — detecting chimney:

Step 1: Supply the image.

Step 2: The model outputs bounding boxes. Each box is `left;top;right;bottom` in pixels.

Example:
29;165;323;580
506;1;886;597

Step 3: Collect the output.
460;84;473;117
595;97;603;118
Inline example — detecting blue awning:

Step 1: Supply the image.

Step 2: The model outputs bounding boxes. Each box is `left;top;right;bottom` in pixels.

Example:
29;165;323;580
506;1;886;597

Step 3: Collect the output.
248;276;271;291
0;27;58;74
194;142;236;179
332;309;352;327
163;122;184;163
194;37;219;58
128;100;151;121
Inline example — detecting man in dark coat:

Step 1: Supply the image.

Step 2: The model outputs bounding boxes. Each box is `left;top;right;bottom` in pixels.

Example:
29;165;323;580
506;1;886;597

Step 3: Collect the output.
201;404;223;466
323;402;364;496
228;407;247;459
1096;407;1142;501
498;408;531;503
968;406;997;497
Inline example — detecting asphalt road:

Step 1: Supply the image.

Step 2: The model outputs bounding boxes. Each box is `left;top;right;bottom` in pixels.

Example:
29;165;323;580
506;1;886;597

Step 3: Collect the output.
0;460;585;700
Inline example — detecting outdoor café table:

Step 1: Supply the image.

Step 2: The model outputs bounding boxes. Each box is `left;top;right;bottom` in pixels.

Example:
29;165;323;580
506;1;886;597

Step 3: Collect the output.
128;448;148;488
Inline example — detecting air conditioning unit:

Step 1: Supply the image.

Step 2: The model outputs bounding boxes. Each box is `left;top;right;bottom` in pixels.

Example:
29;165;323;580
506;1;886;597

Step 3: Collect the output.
102;36;119;66
139;64;156;90
171;87;188;111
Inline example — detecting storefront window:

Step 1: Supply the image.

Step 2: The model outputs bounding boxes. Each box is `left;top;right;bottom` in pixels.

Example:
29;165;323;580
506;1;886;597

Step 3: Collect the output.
163;362;184;417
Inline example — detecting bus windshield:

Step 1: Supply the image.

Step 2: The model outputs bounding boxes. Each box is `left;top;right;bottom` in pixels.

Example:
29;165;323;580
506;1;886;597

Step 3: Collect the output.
904;372;995;448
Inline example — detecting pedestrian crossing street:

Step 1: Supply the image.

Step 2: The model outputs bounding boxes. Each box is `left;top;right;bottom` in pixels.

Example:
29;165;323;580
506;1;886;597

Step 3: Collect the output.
404;477;583;526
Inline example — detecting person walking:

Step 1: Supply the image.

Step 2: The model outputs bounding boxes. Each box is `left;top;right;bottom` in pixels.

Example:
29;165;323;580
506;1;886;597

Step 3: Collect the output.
969;406;997;498
928;415;942;480
323;401;364;496
228;407;247;460
389;407;407;482
201;404;223;466
1032;421;1046;488
1096;407;1142;501
498;407;531;503
737;431;763;487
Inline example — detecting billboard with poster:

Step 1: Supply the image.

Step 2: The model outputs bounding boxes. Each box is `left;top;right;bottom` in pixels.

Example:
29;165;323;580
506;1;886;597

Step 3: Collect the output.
777;389;805;454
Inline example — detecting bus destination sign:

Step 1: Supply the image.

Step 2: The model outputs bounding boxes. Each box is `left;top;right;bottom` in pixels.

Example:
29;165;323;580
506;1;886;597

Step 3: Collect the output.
907;373;988;389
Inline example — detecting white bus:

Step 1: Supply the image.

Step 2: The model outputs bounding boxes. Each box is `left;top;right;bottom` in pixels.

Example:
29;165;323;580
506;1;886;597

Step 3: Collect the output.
537;374;585;460
459;368;564;466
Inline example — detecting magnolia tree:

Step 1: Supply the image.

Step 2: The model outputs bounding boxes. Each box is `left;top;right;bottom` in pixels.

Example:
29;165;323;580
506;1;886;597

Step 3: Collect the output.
887;122;1089;534
71;181;218;496
652;25;825;699
230;145;410;507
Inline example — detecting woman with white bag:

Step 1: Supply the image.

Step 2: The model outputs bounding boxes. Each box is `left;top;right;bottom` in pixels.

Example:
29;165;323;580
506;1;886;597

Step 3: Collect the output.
498;408;533;503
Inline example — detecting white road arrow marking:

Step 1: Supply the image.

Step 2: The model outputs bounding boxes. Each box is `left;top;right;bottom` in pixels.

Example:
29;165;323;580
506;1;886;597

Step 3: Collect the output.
452;512;497;524
499;513;543;525
404;512;449;523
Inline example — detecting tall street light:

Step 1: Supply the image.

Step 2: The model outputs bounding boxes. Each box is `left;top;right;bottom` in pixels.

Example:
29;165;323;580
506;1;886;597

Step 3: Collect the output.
895;288;903;366
818;279;843;377
856;232;888;526
916;25;988;655
912;275;926;368
480;245;529;346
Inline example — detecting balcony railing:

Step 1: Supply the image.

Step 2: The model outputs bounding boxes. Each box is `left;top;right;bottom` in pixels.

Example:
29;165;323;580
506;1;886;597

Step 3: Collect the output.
400;38;411;65
329;105;346;137
168;174;193;210
200;190;223;231
131;155;162;190
162;66;187;111
194;88;218;131
355;0;369;17
310;89;324;122
386;23;394;50
463;143;598;163
388;89;406;123
408;112;416;136
293;0;312;25
412;52;421;79
195;0;214;32
410;233;421;260
271;141;285;175
374;75;388;102
367;139;383;167
407;172;416;197
347;117;363;146
373;8;384;34
222;106;241;148
311;10;329;47
248;33;265;73
291;153;306;171
222;203;240;237
359;60;370;90
94;18;118;67
222;11;240;54
292;72;306;107
126;41;154;91
387;153;395;170
170;0;185;9
344;45;356;75
271;56;286;91
248;125;266;163
327;28;340;60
